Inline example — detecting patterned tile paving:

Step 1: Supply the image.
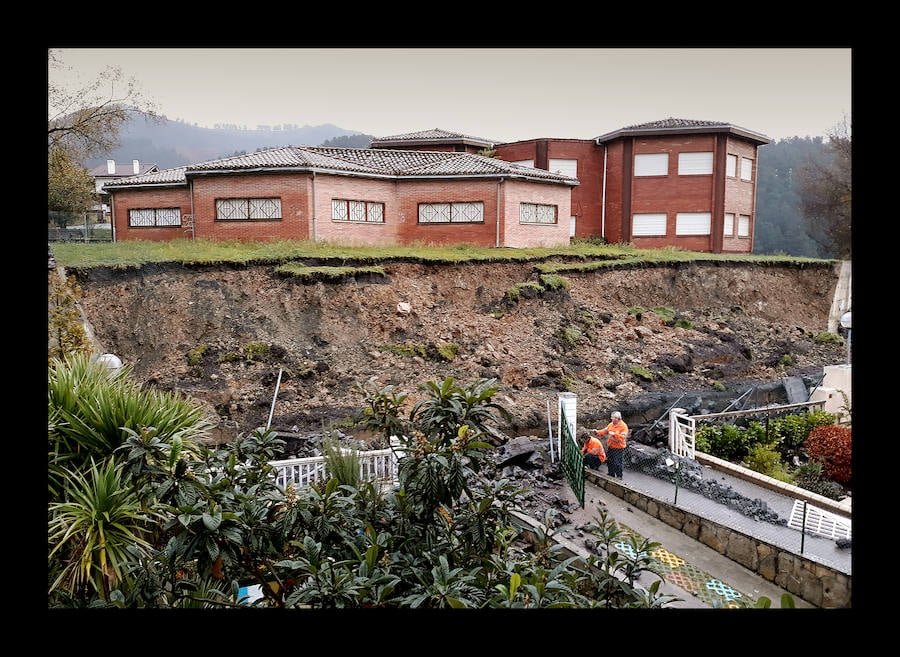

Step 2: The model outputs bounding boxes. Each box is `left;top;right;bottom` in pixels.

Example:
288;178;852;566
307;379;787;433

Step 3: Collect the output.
614;527;752;608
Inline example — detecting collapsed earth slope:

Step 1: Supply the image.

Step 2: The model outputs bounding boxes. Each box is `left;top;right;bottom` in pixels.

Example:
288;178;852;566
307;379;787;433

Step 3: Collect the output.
66;259;845;448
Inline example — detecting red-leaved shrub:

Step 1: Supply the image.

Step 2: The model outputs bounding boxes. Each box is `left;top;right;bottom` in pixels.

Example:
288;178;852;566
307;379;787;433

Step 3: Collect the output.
804;425;852;485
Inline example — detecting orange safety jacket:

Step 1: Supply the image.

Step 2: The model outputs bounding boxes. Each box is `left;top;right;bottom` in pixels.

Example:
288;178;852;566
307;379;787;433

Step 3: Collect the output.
581;436;606;461
597;421;628;449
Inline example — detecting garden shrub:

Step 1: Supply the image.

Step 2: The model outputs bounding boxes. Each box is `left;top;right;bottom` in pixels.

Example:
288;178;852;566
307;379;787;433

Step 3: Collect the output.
804;425;852;485
744;444;792;482
695;423;750;461
791;460;845;500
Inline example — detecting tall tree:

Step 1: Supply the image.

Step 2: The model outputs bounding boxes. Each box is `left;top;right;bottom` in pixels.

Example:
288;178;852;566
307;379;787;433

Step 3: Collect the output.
48;147;96;218
48;49;161;161
794;116;852;259
47;49;161;218
754;136;829;258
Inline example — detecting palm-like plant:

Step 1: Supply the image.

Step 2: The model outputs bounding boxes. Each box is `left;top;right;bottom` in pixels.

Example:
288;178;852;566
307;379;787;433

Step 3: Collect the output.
48;458;161;604
48;352;211;499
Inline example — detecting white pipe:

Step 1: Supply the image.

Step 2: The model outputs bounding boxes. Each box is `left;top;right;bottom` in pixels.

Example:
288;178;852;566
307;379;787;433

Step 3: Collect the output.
266;368;283;431
546;399;555;463
601;145;608;240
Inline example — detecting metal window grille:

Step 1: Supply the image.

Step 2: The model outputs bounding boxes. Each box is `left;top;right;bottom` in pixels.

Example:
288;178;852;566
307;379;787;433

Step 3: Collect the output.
418;202;483;223
216;198;281;221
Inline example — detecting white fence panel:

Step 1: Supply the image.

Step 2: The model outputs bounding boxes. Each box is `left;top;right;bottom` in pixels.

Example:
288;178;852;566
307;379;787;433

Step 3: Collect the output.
270;447;399;490
788;500;852;540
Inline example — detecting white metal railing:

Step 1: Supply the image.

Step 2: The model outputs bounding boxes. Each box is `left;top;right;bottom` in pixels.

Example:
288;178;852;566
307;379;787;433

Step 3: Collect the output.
668;409;696;459
788;499;852;540
270;447;399;490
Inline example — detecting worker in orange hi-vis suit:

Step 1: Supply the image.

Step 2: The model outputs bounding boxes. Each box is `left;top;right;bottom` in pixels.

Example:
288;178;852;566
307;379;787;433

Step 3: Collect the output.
580;433;606;470
594;411;629;479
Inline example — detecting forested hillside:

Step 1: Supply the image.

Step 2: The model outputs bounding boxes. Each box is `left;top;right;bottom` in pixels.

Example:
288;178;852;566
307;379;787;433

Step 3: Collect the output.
82;116;372;170
83;116;833;258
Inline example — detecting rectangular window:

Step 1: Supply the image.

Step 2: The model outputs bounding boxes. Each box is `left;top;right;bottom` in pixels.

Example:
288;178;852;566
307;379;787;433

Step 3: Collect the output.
740;157;753;181
675;212;711;236
632;213;667;236
549;158;577;178
726;154;737;178
738;214;751;237
215;198;282;222
418;201;484;224
724;213;735;237
634;153;668;176
128;207;181;227
331;199;385;223
520;202;558;225
678;152;713;175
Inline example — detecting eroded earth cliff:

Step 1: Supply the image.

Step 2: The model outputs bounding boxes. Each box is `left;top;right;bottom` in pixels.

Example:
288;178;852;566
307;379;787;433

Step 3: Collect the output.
64;259;845;450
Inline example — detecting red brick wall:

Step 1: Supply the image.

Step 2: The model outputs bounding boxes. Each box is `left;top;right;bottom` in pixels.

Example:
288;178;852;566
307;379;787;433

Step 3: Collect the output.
190;173;312;242
111;172;574;248
494;142;538;165
394;179;502;247
602;134;760;253
313;176;401;247
601;141;626;244
111;187;193;242
502;181;572;248
495;139;601;241
720;137;759;253
548;141;603;240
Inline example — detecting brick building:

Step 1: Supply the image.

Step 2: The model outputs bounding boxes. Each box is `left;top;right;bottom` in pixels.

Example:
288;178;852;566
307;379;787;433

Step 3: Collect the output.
104;119;769;253
491;118;770;253
104;146;577;248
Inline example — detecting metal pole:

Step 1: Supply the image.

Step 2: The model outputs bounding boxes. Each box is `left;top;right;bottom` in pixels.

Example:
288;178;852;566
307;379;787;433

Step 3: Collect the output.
846;328;851;365
800;501;807;555
266;368;283;431
546;399;555;463
673;463;680;505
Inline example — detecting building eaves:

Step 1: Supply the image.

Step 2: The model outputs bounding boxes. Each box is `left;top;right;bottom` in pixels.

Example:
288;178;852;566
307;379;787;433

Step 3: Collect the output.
370;128;500;149
594;117;771;145
107;147;578;187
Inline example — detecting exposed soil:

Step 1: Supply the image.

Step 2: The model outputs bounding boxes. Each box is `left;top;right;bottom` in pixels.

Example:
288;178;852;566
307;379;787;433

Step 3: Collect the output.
63;258;845;455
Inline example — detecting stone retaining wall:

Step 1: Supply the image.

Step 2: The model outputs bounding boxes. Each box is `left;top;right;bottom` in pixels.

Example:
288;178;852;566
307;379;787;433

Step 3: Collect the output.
590;474;851;608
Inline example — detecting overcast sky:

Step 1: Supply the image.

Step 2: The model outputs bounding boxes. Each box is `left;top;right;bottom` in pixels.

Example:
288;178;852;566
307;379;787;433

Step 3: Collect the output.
49;48;851;144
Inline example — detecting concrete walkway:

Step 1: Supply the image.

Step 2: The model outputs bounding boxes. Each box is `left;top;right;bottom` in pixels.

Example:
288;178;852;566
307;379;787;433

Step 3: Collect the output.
543;473;818;608
827;260;852;334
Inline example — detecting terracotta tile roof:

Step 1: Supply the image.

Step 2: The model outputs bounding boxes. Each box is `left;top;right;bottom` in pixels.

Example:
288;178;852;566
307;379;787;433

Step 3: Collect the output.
104;147;579;189
370;128;500;149
594;117;770;145
102;167;188;189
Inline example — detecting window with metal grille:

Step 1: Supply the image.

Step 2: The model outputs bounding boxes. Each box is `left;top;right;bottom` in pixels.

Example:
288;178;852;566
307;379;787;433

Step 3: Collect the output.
418;201;484;224
520;202;557;225
215;198;282;222
128;207;181;227
331;199;385;223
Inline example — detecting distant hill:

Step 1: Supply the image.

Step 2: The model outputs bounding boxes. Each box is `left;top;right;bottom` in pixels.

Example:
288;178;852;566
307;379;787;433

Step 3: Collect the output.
83;115;374;170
